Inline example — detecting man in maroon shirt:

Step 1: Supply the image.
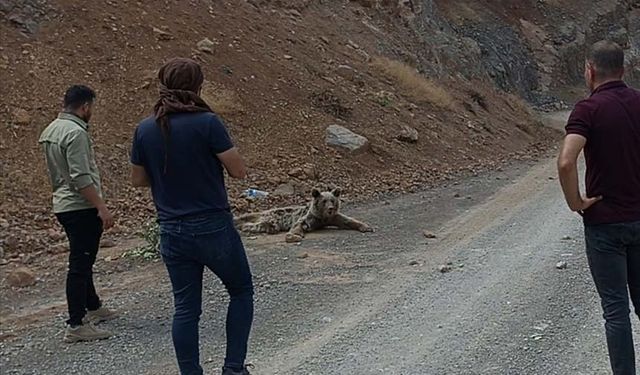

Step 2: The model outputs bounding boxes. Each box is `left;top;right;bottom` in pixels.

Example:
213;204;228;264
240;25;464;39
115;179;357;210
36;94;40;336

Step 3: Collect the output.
558;40;640;375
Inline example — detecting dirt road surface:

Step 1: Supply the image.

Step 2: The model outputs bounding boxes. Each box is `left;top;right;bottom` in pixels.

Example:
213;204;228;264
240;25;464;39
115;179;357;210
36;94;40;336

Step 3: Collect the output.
1;115;638;374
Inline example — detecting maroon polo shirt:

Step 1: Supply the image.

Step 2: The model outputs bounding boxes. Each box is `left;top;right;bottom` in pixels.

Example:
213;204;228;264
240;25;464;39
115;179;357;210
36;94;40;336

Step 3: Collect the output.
565;80;640;225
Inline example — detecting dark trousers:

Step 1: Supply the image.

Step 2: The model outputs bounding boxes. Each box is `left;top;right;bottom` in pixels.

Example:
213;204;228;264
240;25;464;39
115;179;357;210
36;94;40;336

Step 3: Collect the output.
55;208;103;326
160;212;254;375
585;220;640;375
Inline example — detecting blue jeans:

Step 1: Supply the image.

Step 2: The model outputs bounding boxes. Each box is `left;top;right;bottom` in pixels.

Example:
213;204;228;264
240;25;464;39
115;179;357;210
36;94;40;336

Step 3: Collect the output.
585;220;640;375
160;212;254;375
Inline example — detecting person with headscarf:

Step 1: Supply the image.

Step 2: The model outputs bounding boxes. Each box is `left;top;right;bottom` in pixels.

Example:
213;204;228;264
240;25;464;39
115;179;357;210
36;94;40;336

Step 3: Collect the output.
130;58;254;375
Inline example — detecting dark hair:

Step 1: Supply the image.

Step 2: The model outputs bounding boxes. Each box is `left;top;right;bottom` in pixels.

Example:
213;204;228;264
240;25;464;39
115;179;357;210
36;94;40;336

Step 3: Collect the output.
588;40;624;78
63;85;96;110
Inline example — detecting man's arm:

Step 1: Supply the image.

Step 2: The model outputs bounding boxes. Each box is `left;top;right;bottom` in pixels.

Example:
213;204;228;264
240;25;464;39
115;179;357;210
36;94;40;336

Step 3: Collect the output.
217;147;247;179
131;165;150;187
207;115;247;179
79;185;114;229
557;134;602;212
129;127;151;188
66;131;114;229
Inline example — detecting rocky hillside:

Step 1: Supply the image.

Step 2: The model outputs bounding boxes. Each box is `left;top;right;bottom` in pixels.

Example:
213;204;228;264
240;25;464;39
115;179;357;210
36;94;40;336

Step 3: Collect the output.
432;0;640;103
347;1;639;106
0;0;637;259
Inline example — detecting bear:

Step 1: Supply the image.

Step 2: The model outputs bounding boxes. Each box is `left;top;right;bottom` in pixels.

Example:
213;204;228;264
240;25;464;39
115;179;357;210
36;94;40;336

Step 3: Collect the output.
233;188;373;242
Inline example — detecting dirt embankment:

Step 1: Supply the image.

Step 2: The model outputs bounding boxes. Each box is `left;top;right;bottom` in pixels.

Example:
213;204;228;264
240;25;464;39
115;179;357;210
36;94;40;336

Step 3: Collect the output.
0;0;637;261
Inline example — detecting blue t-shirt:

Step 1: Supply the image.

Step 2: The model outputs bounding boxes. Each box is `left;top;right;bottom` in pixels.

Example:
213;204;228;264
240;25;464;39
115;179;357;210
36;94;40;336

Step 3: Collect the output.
131;112;233;221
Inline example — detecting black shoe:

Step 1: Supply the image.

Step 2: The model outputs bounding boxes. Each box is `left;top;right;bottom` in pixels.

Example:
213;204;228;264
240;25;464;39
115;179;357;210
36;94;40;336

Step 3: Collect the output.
222;364;253;375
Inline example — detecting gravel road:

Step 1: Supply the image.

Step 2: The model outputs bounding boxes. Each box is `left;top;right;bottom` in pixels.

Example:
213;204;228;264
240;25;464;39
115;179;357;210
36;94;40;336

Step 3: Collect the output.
2;154;638;374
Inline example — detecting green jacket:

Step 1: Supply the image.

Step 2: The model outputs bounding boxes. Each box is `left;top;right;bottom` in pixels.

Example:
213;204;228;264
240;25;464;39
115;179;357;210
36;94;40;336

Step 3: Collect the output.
39;113;102;213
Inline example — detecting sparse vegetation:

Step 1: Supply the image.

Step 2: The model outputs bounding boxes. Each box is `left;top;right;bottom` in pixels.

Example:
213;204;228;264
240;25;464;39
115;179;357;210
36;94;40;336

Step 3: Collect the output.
373;90;395;107
378;96;392;107
123;221;160;260
310;90;353;119
370;57;454;109
502;92;535;116
469;90;488;111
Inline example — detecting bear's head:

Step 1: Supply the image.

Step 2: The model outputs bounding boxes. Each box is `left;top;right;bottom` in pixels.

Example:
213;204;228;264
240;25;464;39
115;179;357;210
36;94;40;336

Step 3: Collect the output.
309;188;341;218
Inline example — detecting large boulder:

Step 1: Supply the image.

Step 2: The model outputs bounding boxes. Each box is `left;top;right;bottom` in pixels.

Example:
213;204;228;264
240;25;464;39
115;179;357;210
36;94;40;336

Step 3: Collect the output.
396;125;419;143
197;38;215;54
273;183;296;197
335;64;358;81
7;267;36;287
12;108;31;126
325;125;369;153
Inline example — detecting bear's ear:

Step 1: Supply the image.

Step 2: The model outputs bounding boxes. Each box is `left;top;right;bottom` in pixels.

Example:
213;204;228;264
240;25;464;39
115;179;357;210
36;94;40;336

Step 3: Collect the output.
331;188;341;197
311;188;321;198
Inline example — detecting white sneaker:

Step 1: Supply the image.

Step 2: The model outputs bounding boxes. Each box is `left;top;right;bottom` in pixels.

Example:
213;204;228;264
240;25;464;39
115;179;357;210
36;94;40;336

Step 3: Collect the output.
84;307;118;324
63;323;112;343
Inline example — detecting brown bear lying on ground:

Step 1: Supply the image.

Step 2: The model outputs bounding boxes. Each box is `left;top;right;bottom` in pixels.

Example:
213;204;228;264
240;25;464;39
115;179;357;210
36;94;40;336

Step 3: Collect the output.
234;188;373;242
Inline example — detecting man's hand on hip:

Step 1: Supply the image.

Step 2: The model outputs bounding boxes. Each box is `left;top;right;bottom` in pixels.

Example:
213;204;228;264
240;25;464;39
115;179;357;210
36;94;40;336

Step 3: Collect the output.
575;195;603;215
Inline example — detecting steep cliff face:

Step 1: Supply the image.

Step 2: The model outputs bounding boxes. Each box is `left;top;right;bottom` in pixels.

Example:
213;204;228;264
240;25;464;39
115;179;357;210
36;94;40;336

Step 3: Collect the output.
401;0;640;105
0;0;56;34
357;0;639;106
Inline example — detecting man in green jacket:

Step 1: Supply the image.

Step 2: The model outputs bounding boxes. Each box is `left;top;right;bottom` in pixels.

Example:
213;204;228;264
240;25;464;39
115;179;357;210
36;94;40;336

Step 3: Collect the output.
39;85;117;342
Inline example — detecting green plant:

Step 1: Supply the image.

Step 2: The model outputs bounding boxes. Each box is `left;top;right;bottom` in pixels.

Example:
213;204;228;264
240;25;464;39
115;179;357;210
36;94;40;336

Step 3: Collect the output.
124;221;160;260
377;95;392;107
373;90;394;107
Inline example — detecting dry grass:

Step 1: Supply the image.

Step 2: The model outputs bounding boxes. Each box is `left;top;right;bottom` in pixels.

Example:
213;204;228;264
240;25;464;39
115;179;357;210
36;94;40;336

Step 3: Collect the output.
502;92;534;116
200;80;244;116
439;2;484;24
370;57;454;109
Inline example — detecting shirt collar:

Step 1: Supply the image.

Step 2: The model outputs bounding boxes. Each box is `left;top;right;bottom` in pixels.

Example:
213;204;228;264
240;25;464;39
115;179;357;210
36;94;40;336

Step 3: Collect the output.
58;112;89;131
591;80;627;96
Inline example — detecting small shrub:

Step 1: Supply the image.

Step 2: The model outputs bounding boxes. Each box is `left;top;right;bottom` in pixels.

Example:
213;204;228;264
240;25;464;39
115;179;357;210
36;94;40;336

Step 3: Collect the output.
469;90;488;111
124;221;160;260
372;90;396;107
310;90;353;119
